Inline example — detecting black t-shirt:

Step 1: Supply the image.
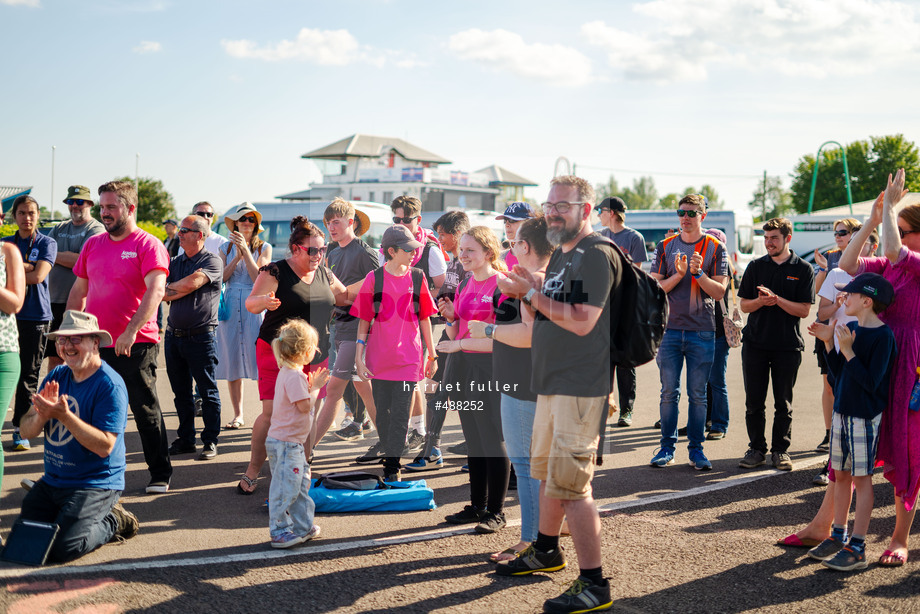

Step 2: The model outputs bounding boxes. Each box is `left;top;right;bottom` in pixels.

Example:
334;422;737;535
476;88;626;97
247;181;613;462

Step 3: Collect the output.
258;260;335;364
492;295;536;402
738;251;814;351
531;234;621;397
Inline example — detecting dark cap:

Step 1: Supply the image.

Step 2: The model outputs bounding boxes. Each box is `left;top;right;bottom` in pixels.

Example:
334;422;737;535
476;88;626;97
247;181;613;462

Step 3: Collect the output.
163;219;179;226
495;201;536;222
381;225;424;252
834;272;895;307
599;197;627;213
64;185;93;204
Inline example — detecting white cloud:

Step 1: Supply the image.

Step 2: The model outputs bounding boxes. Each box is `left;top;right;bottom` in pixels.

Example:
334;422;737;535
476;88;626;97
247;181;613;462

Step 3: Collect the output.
448;28;594;87
583;0;920;83
133;41;162;54
221;28;422;69
1;0;41;7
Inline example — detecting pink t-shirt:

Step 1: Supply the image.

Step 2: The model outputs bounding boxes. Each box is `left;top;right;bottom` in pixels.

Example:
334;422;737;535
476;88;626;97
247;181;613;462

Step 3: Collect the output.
267;366;314;443
350;268;437;382
504;250;518;270
73;229;169;346
455;273;501;352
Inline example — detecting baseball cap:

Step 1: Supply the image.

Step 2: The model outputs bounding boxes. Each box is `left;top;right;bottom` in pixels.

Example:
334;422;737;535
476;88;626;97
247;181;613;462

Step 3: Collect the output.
496;202;536;222
163;218;179;226
381;225;424;252
834;272;895;307
599;197;627;213
64;185;93;204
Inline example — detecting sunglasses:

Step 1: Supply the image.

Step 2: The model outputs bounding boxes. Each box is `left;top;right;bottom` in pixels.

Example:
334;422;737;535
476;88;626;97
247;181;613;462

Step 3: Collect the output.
898;227;918;239
593;207;611;214
399;246;416;253
237;215;257;224
65;199;91;207
294;244;327;257
178;227;201;235
393;216;419;224
55;335;85;346
676;209;701;218
833;229;850;237
195;211;214;218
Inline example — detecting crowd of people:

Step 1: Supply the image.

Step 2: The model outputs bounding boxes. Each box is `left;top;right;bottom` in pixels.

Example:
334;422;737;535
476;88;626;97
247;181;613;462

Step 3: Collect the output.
3;169;919;612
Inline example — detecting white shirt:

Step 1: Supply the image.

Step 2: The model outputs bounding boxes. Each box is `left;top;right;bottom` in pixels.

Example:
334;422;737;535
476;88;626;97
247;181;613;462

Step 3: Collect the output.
817;267;857;352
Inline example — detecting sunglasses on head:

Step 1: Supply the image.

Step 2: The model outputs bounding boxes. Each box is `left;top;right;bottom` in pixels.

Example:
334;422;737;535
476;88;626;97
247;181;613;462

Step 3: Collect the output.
237;215;257;224
833;229;850;237
393;215;418;224
898;227;918;239
178;227;201;235
676;209;701;218
195;211;214;218
294;244;327;257
65;199;90;207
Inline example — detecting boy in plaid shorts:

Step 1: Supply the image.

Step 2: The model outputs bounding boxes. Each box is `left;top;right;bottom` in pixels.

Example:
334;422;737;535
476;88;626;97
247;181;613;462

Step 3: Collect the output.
806;272;897;571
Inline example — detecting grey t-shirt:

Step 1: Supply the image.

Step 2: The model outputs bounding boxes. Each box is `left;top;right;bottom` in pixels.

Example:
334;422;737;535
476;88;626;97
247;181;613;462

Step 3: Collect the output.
328;238;378;337
46;219;105;304
601;226;647;263
651;234;727;331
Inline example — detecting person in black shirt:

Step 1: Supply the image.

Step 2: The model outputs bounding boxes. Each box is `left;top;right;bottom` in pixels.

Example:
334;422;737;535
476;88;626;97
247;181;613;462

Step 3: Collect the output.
737;218;814;471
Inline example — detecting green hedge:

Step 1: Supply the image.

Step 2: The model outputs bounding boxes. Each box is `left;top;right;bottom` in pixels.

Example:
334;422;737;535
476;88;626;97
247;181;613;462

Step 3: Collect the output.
0;221;167;241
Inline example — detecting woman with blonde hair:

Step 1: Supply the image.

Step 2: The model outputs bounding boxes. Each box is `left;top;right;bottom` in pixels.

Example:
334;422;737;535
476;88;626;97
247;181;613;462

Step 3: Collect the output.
217;202;272;429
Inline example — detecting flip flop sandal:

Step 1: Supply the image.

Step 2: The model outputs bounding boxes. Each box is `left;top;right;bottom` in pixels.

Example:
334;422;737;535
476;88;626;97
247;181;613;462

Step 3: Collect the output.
878;549;907;567
236;474;257;495
777;534;823;548
225;419;245;430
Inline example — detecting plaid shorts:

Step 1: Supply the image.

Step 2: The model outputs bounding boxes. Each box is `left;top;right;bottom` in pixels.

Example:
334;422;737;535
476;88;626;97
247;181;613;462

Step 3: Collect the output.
830;412;882;477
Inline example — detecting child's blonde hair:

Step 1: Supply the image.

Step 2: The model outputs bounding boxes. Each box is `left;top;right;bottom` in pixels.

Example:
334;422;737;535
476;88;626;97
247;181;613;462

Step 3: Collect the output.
272;320;319;369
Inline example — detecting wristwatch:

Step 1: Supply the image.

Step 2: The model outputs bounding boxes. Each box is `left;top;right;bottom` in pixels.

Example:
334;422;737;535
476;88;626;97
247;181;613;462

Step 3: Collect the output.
484;324;495;339
522;288;537;306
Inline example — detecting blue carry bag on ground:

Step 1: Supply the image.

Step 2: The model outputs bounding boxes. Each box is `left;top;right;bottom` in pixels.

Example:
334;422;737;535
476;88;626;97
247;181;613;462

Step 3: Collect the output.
310;472;437;512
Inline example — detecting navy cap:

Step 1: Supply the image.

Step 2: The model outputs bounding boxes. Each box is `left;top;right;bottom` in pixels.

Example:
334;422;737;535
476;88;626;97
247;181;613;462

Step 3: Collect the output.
496;202;536;222
834;272;895;307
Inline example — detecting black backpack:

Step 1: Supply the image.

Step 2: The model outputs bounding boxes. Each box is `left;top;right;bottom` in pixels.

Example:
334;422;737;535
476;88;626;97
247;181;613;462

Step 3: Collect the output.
315;471;390;491
569;234;669;368
372;266;426;320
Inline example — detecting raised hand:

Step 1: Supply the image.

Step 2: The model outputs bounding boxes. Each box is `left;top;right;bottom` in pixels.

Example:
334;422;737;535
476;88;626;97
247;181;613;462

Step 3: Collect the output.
813;249;828;269
437;296;455;322
689;252;703;276
884;168;908;211
674;254;688;277
835;324;855;354
868;191;884;228
807;319;835;342
308;367;330;392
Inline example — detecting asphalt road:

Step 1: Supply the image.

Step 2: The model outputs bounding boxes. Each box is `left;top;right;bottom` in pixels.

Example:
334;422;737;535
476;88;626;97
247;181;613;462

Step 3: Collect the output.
1;307;918;613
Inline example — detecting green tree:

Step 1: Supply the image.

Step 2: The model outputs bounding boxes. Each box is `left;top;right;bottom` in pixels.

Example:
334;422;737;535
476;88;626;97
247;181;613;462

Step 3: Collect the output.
102;176;177;223
595;174;659;209
789;134;920;213
658;185;723;210
748;176;793;222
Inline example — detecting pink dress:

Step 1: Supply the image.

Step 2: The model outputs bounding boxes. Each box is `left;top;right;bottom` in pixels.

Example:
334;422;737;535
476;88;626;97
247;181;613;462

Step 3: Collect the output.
859;247;920;509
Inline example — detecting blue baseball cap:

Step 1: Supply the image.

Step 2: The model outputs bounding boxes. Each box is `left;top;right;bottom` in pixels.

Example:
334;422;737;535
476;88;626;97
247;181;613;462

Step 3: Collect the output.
496;202;536;222
834;272;895;307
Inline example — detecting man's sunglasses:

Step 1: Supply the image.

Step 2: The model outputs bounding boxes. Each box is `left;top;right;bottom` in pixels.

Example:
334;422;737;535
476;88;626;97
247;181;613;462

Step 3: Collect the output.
393;216;419;224
294;244;327;257
833;229;850;237
237;215;257;224
676;210;701;218
178;227;201;235
65;199;91;207
195;211;214;218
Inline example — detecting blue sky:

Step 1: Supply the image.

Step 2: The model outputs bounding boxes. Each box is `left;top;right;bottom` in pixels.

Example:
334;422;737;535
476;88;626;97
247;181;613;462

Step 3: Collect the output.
2;0;919;219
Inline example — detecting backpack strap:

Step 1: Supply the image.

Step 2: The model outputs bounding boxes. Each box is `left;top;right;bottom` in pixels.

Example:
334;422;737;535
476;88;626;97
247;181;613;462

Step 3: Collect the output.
371;267;385;322
410;267;424;318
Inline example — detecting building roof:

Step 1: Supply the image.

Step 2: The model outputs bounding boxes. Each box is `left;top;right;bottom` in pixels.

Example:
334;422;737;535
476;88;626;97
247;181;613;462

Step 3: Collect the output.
0;186;32;201
302;134;451;165
807;192;920;217
475;165;538;187
276;186;342;201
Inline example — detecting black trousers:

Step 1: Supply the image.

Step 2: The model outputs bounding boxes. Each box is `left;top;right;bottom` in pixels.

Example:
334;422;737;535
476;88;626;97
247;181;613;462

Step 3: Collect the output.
372;379;414;473
613;363;636;413
741;344;802;454
12;320;49;427
100;344;172;483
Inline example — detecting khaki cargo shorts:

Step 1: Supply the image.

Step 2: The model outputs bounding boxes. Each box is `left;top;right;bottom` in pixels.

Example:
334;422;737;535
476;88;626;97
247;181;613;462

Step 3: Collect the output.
531;394;605;500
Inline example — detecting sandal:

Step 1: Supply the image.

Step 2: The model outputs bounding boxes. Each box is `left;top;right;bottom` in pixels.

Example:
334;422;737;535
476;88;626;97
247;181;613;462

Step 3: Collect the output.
777;533;823;548
236;474;258;495
225;419;245;430
878;549;907;567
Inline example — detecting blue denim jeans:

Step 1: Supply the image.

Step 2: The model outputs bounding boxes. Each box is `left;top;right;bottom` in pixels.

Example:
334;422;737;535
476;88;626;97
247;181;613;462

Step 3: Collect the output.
707;336;730;433
19;478;120;563
165;329;221;446
657;329;715;452
500;393;540;543
266;437;315;538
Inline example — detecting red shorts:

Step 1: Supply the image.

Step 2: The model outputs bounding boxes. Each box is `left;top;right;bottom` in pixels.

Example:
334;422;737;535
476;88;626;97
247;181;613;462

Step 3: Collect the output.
256;338;329;402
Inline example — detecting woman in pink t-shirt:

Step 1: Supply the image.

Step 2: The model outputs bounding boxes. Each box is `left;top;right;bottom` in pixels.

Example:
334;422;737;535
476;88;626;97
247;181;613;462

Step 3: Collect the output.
437;226;510;533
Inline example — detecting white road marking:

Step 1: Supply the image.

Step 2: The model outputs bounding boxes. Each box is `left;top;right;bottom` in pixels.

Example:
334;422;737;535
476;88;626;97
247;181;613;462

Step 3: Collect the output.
0;459;822;580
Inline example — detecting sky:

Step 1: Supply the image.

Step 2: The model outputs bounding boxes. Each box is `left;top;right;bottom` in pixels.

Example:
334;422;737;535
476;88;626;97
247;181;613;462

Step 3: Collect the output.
2;0;919;220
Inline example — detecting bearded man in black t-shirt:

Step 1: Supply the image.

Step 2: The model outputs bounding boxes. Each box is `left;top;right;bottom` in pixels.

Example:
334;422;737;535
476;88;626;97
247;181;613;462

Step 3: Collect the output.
497;175;619;613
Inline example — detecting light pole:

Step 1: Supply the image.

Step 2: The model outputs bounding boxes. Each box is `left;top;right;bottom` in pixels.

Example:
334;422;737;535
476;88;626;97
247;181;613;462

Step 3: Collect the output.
51;145;56;220
135;153;140;192
807;141;854;214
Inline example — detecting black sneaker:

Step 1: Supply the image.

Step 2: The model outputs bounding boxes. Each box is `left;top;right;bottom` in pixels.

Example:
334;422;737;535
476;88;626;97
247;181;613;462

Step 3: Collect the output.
334;422;364;441
475;511;507;534
197;442;217;460
406;429;425;453
816;431;830;452
355;442;385;464
445;505;485;525
616;411;632;427
543;576;612;614
677;426;688;436
110;501;139;540
808;536;846;561
168;439;196;455
383;469;401;482
145;480;170;494
739;448;766;469
654;420;661;429
495;544;566;576
813;460;829;486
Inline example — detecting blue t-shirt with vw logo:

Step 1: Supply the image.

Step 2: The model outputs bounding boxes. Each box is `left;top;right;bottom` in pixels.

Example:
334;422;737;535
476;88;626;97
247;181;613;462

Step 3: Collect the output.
40;363;128;490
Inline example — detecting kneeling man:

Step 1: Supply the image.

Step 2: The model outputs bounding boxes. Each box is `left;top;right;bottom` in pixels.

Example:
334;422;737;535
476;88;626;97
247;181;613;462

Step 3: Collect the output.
15;310;137;563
